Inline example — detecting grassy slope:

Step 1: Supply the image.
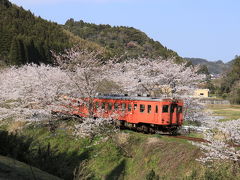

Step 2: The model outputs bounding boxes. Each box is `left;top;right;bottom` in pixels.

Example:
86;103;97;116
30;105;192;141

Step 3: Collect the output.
1;119;240;179
112;134;201;180
0;155;61;180
18;123;202;180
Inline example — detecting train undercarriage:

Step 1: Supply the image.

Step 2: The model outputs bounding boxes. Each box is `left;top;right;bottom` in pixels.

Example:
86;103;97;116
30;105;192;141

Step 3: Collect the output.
116;120;180;135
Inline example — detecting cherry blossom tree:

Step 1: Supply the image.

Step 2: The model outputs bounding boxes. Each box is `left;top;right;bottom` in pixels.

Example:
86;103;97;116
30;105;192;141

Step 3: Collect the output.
0;48;120;138
107;57;206;97
182;97;209;125
0;65;70;120
51;47;126;138
194;117;240;174
0;46;207;137
52;47;119;117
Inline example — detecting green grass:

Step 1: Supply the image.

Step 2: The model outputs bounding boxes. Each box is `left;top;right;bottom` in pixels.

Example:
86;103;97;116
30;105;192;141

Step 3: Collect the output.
186;132;204;138
1;120;240;179
1;121;203;179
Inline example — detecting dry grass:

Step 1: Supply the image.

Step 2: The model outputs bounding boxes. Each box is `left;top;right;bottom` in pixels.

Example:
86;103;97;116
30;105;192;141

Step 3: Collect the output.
7;121;27;133
115;132;130;145
207;104;240;121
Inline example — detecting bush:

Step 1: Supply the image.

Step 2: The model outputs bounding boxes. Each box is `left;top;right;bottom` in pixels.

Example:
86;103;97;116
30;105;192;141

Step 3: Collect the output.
146;169;159;180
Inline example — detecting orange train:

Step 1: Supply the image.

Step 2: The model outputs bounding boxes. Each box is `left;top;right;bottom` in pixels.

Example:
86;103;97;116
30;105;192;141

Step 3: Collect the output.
68;96;184;133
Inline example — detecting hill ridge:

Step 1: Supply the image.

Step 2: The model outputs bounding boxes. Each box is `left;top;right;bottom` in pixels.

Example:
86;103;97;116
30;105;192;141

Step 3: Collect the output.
64;18;183;62
185;57;231;75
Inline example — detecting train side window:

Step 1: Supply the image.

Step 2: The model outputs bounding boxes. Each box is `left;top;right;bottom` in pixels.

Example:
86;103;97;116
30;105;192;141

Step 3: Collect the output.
114;103;119;110
89;103;93;110
95;102;99;109
128;104;132;112
140;104;145;112
155;105;158;113
122;103;126;110
108;103;113;110
148;105;151;113
134;104;137;110
102;102;106;109
162;105;169;113
177;106;182;113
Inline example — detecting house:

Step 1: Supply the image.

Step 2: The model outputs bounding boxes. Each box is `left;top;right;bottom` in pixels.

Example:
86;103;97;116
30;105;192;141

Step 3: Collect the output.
194;89;209;98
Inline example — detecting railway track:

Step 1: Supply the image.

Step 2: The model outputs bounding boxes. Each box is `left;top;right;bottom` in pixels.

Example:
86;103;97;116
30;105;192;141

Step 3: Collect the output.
169;135;208;143
167;135;240;147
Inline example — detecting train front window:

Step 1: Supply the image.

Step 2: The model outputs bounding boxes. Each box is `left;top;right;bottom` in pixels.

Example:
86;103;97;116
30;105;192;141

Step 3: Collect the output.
140;104;145;112
170;104;177;113
177;106;182;113
162;105;169;113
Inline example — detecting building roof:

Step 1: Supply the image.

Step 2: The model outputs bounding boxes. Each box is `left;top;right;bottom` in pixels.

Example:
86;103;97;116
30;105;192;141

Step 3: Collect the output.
96;95;180;102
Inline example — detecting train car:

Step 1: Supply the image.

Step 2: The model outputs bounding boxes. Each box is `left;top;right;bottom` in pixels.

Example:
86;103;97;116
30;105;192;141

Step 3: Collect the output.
68;95;184;134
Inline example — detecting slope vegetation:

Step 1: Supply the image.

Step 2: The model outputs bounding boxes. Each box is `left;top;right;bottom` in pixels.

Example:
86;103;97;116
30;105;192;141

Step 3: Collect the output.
0;119;202;180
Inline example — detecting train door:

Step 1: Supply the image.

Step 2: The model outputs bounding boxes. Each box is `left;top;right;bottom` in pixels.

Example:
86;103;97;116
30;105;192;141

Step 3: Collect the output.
154;104;159;123
126;102;134;123
170;103;178;124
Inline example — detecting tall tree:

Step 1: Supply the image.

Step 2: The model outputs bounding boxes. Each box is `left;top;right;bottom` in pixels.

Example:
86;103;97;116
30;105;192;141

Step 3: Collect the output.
9;37;25;65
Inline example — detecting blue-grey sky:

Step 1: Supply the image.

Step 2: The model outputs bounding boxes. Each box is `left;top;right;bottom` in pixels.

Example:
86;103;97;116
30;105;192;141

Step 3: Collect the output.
10;0;240;62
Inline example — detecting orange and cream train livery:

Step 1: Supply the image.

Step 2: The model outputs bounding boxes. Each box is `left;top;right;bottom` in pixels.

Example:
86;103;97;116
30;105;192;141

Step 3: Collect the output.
67;95;184;134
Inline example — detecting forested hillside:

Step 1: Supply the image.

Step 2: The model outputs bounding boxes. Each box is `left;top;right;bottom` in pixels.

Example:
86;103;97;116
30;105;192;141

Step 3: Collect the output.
0;0;183;66
220;57;240;103
185;57;230;75
64;19;183;61
0;0;103;65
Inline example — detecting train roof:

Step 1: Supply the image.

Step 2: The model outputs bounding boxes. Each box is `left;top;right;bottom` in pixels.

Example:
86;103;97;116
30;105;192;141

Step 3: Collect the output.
95;95;182;102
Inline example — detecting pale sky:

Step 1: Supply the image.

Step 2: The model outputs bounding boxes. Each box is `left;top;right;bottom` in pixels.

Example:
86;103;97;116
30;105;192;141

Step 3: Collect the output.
10;0;240;62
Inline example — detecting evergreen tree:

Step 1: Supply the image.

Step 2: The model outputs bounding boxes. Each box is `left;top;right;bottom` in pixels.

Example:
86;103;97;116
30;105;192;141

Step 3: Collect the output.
0;0;79;65
9;37;24;65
